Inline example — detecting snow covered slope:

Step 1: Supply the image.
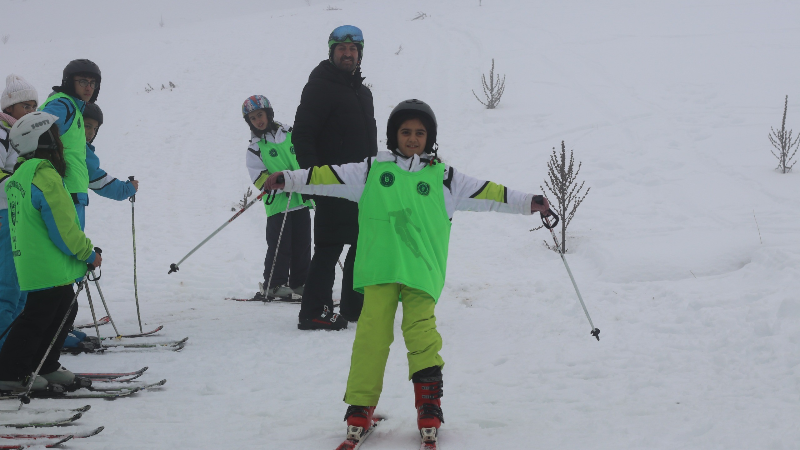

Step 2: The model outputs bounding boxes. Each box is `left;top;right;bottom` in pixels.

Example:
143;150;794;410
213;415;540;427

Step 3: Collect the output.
2;0;799;448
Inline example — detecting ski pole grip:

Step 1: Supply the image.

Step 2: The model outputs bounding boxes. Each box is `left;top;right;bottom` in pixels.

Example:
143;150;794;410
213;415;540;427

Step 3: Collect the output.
128;176;136;202
533;196;559;229
88;247;102;270
168;263;179;275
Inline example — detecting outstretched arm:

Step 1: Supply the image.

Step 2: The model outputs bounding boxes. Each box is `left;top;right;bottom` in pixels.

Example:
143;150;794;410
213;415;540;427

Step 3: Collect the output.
448;165;538;215
264;158;372;203
86;145;136;200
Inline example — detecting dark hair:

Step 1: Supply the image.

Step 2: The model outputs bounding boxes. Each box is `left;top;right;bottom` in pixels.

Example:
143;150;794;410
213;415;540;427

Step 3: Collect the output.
14;124;67;177
246;109;280;137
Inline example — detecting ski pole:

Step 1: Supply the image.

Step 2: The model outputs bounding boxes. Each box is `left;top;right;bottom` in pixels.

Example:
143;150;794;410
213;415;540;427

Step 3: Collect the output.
17;268;91;408
89;269;121;338
83;279;102;342
535;196;600;341
129;175;143;333
263;193;293;303
169;188;277;274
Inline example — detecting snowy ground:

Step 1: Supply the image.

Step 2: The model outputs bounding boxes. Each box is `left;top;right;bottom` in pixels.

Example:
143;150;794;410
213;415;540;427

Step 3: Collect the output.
2;0;800;448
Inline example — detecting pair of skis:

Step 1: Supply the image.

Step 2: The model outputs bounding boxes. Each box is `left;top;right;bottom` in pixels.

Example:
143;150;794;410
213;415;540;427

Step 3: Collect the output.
0;405;104;448
334;419;440;450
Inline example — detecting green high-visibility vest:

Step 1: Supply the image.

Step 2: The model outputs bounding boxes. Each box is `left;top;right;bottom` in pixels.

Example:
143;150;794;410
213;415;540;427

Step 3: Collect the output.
353;161;452;301
257;134;312;217
5;159;87;290
40;93;88;195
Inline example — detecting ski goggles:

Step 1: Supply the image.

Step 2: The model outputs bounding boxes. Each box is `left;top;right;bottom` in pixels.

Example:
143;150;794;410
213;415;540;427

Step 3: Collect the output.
328;25;364;48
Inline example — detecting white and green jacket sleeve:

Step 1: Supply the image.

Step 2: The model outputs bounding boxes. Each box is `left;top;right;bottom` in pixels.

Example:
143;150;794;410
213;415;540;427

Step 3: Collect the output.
283;151;535;219
0;122;18;210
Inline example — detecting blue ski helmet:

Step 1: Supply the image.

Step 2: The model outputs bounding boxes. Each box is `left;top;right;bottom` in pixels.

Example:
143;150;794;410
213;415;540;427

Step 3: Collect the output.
328;25;364;61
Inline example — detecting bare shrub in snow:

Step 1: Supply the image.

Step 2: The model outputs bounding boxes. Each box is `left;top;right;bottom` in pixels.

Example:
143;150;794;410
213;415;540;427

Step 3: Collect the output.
472;59;505;109
2;35;9;45
395;45;403;55
768;95;799;173
159;15;164;27
326;5;341;10
145;83;155;93
233;186;253;211
534;141;590;254
412;12;427;20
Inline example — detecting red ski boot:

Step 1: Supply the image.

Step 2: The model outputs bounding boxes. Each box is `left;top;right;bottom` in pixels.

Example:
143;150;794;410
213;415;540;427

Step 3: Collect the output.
344;405;376;441
413;367;444;445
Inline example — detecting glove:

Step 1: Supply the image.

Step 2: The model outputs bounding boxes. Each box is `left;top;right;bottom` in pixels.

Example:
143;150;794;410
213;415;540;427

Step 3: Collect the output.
531;195;552;216
264;172;286;191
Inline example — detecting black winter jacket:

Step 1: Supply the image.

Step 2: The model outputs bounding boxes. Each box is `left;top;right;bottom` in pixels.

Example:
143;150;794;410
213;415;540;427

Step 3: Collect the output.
293;60;378;244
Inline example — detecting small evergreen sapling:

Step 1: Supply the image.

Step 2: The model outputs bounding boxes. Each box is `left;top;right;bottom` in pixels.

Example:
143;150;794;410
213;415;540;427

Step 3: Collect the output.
768;95;799;173
534;141;590;253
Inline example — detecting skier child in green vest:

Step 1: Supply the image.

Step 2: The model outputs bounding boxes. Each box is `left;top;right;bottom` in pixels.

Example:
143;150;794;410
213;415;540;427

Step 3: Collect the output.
0;112;101;393
262;99;553;447
243;95;313;302
40;59;102;229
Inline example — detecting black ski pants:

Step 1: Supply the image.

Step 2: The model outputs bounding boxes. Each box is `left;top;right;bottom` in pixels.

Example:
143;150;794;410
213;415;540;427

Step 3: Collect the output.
263;208;311;290
299;242;363;321
0;284;77;381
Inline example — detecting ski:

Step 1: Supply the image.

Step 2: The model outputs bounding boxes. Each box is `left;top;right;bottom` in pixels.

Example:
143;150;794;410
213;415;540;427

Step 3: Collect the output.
88;379;166;392
0;426;104;440
74;316;110;329
101;337;188;349
86;373;145;383
225;296;301;303
0;435;73;449
0;413;83;429
7;387;143;400
101;326;164;340
334;418;384;450
74;367;148;379
0;405;90;416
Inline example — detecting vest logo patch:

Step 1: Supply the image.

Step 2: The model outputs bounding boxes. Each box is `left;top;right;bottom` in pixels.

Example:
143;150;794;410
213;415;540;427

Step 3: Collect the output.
269;148;278;157
290;146;296;155
416;181;430;196
379;171;395;187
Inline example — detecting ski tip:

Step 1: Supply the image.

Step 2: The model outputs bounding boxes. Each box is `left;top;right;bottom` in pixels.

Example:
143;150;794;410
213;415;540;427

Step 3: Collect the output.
75;405;91;413
87;426;105;437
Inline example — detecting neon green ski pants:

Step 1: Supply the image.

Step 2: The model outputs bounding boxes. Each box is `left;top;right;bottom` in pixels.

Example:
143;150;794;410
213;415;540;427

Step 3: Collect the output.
344;283;444;406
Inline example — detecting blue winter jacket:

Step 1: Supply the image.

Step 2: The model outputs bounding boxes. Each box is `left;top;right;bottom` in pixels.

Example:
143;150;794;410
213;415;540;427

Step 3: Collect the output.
86;143;136;201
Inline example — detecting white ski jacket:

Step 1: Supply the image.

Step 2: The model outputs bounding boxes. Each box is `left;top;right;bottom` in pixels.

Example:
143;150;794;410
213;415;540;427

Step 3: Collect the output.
0;122;19;210
283;151;535;219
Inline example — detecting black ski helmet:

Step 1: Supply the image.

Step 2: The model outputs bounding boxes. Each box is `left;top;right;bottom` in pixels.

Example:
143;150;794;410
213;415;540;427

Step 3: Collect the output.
83;102;103;144
55;59;102;103
386;99;437;156
83;102;103;126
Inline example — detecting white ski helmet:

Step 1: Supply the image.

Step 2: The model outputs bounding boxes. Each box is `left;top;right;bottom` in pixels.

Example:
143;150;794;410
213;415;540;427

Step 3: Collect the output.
9;111;60;157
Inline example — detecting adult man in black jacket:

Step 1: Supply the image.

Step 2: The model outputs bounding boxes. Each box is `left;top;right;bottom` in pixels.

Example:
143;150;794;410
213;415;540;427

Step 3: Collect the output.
293;25;377;330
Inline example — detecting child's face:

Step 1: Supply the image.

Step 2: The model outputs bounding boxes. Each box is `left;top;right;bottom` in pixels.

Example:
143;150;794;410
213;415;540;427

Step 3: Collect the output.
247;109;269;131
396;118;427;158
73;75;97;102
5;101;37;120
85;118;99;142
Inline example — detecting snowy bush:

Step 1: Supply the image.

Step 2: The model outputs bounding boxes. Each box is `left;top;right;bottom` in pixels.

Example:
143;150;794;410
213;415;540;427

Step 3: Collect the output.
534;141;590;254
412;12;427;20
472;59;505;109
2;35;9;45
768;95;799;173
